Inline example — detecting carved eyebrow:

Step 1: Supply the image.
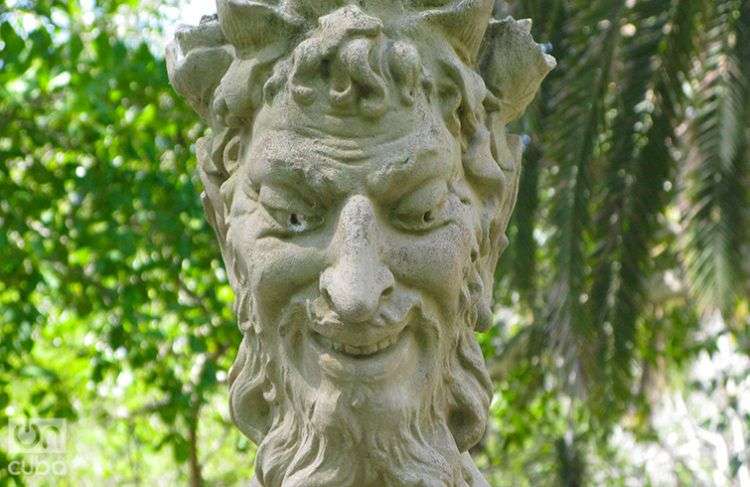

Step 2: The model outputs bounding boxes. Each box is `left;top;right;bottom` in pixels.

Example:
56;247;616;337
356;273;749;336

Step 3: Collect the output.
366;149;453;203
393;178;448;214
258;184;316;211
255;160;338;205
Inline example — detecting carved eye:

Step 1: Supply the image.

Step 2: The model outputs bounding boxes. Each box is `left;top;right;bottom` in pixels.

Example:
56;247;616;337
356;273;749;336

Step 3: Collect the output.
391;179;449;232
265;208;323;234
259;186;323;236
392;204;446;232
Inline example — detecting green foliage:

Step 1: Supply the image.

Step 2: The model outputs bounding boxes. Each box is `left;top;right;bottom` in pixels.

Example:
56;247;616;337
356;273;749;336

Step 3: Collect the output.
489;0;749;483
0;0;748;485
1;1;248;484
682;0;749;314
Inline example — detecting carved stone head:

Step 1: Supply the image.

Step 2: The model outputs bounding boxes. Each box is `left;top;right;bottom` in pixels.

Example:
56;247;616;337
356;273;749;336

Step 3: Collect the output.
167;1;553;485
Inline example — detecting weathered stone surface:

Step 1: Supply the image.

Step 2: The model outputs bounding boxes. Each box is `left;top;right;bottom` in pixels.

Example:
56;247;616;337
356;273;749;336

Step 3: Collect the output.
167;2;553;485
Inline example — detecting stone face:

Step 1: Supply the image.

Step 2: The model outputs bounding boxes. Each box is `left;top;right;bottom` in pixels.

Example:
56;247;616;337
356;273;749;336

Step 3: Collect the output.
167;2;553;485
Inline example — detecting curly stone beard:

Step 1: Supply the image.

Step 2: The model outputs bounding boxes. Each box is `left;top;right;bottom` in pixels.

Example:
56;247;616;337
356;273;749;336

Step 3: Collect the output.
227;281;492;487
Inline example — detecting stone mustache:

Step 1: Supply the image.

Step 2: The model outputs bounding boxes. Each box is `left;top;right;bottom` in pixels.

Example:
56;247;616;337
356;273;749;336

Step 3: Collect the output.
167;1;553;485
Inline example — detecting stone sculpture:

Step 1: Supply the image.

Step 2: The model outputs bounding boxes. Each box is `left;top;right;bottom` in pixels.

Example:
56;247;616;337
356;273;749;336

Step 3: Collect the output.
166;1;554;485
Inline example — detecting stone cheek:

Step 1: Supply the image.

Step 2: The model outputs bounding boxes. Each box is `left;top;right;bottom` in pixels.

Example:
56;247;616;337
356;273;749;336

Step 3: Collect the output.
167;2;552;485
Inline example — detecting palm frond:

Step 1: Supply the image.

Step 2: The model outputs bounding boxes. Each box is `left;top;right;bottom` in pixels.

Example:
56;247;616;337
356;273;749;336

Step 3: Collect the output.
586;0;706;415
681;0;748;315
542;0;627;396
499;0;567;311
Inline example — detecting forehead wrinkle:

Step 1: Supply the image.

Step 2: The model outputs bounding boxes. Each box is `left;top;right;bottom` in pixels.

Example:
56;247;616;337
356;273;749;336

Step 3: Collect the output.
311;140;368;165
250;118;458;202
276;109;422;144
304;127;424;165
256;125;412;166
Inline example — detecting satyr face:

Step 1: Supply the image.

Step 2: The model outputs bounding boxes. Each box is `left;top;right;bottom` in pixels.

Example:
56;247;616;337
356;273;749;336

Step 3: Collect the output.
224;92;497;484
233;91;473;398
166;2;554;484
216;88;500;484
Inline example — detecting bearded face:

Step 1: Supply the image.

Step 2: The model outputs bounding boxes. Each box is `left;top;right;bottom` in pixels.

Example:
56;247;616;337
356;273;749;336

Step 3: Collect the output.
225;90;494;486
166;2;554;485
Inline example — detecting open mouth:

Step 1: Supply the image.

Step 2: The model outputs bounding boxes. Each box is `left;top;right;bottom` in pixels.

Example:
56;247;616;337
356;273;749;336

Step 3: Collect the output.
313;331;402;358
306;325;415;381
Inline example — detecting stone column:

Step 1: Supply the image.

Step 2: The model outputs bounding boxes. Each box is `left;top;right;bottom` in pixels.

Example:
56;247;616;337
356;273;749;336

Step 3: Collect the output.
167;1;553;485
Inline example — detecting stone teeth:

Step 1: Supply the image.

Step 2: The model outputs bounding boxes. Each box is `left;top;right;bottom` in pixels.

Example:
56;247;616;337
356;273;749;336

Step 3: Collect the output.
320;332;402;356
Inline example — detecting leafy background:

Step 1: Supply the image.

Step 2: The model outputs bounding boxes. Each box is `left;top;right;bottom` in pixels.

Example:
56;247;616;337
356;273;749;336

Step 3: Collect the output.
0;0;748;485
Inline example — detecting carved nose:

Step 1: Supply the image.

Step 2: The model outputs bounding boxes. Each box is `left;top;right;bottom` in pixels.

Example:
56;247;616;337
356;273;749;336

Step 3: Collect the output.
320;263;394;323
319;196;395;323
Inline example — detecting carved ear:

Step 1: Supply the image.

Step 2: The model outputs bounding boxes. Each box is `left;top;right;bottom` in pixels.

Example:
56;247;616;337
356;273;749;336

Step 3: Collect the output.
196;136;226;236
470;114;523;333
479;17;556;124
196;135;244;292
488;115;524;231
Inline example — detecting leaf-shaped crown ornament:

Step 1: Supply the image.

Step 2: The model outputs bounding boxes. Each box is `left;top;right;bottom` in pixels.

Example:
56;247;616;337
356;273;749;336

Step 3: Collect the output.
479;16;557;123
